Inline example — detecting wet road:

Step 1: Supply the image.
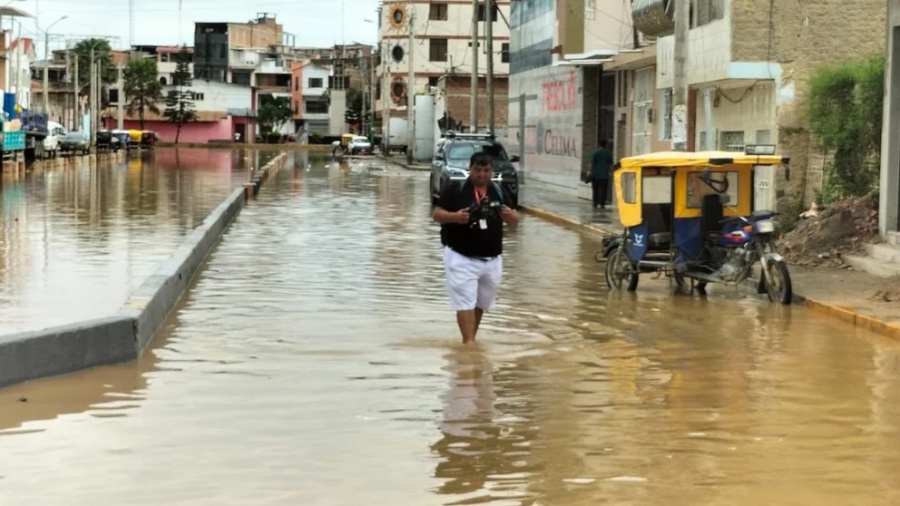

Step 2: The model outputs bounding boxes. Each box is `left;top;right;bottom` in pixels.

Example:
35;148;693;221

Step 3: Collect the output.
0;148;273;333
2;154;900;505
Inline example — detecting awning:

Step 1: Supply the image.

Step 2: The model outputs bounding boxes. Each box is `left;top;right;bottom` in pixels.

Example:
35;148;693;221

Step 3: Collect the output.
603;45;657;71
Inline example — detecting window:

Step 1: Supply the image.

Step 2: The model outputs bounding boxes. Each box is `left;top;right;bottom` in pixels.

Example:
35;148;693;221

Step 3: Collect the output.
501;43;510;63
306;100;328;114
477;2;498;22
293;100;299;114
621;172;637;203
643;175;671;204
159;77;168;86
294;78;299;91
429;3;448;20
447;142;508;161
308;77;323;88
429;38;448;62
659;88;672;140
686;171;739;208
692;0;725;28
191;92;205;101
721;131;745;152
428;76;439;87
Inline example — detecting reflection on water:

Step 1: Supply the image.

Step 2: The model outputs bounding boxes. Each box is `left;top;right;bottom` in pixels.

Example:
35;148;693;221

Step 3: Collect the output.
1;155;900;505
0;148;268;334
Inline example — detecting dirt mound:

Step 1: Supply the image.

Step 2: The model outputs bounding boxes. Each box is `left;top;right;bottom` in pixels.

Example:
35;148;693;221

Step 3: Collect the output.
778;195;879;267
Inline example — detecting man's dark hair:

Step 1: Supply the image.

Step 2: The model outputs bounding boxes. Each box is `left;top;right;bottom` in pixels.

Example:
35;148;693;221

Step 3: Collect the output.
470;151;493;167
599;139;608;148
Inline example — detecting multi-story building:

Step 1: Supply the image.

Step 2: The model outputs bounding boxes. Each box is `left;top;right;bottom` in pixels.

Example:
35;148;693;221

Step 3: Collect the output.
374;0;511;134
8;37;35;110
193;13;284;84
611;0;885;212
132;45;194;86
506;0;632;194
291;60;331;135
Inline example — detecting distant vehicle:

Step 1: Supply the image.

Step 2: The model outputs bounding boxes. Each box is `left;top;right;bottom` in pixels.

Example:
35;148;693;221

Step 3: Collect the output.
386;117;408;154
430;132;520;208
59;132;90;155
349;136;372;155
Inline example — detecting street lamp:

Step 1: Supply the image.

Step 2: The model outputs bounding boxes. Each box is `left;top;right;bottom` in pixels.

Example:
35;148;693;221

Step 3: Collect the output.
361;19;375;142
42;15;67;113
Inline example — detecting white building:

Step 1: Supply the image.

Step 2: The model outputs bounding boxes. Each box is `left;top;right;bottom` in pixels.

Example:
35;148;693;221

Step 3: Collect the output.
7;37;34;109
162;79;252;112
375;0;511;130
292;60;331;134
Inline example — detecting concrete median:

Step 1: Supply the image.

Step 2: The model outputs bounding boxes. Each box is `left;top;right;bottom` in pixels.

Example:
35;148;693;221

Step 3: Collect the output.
0;316;136;388
0;152;290;389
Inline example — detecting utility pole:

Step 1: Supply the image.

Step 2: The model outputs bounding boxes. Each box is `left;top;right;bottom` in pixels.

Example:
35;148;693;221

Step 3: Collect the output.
117;63;124;130
43;30;49;112
13;21;21;108
405;0;414;164
469;0;478;133
89;48;95;145
360;49;366;137
672;0;689;151
485;0;494;134
382;41;389;153
72;50;78;131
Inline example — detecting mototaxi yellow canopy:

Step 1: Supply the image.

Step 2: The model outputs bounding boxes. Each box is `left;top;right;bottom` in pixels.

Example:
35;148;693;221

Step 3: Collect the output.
617;150;789;169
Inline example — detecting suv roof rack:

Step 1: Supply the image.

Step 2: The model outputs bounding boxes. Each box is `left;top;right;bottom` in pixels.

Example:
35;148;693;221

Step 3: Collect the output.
444;130;496;141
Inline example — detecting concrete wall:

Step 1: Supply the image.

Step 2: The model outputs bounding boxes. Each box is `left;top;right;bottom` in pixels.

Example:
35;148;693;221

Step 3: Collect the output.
656;16;732;89
692;81;776;151
0;153;290;389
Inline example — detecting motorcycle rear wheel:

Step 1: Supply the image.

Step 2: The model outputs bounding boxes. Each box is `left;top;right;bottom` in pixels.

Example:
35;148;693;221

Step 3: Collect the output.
606;248;639;291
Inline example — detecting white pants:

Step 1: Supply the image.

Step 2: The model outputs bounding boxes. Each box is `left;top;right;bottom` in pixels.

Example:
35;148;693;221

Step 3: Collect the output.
443;247;503;311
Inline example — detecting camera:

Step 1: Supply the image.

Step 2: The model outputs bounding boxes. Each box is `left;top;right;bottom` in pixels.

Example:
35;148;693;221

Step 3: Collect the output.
467;200;502;226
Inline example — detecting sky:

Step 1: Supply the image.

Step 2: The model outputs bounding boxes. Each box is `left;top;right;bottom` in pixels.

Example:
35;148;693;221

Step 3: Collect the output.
10;0;381;56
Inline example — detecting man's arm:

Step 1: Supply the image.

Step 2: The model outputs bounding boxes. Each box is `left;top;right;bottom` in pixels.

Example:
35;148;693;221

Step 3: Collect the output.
501;206;519;225
433;185;468;224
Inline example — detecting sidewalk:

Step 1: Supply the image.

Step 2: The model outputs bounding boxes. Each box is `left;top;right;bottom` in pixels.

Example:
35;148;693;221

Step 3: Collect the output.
377;153;430;171
519;180;900;340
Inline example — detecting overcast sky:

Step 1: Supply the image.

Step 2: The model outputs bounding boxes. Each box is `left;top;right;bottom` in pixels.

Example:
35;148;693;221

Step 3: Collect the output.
13;0;380;56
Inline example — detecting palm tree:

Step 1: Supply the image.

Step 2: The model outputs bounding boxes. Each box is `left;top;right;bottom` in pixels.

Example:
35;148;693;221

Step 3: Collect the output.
124;57;162;130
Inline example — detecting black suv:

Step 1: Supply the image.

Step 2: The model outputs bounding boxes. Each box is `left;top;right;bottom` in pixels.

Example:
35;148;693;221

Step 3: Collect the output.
430;133;520;208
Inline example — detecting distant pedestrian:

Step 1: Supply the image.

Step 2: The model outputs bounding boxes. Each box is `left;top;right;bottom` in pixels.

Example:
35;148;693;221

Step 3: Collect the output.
587;139;614;209
331;139;340;158
432;152;519;344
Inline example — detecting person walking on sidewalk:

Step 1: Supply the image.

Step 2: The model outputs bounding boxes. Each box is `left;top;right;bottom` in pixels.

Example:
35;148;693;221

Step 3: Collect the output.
587;139;614;209
431;152;520;344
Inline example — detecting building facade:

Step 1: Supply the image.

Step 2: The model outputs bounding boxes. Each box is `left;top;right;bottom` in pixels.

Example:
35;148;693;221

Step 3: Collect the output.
506;0;631;193
291;61;331;135
375;0;511;133
8;37;35;110
629;0;886;211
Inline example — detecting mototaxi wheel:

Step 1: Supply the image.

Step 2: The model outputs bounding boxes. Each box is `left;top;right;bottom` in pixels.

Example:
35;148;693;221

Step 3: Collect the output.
763;260;792;305
605;247;639;291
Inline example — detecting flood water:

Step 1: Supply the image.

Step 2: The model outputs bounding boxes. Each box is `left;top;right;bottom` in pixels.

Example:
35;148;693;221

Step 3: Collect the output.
0;148;274;333
2;154;900;505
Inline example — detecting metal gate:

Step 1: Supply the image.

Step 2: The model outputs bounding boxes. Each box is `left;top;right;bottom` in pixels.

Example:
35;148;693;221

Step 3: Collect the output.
632;67;654;156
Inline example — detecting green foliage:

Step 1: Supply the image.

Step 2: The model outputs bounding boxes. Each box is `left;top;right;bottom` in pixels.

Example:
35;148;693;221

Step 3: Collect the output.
257;96;293;134
807;52;884;202
73;38;116;88
124;57;162;130
163;47;198;144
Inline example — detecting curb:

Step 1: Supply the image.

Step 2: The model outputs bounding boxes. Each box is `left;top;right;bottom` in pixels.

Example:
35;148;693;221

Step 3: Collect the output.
518;204;620;237
0;152;291;389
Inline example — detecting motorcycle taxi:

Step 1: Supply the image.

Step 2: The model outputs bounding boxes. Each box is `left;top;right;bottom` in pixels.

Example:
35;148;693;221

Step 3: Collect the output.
604;145;793;304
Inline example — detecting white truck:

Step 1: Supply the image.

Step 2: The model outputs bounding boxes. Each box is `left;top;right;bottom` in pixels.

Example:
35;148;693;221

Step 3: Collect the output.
386;117;408;154
41;121;66;159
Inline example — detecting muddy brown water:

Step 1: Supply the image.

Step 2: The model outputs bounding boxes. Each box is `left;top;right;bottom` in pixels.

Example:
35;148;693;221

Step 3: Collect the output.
0;148;274;334
1;154;899;505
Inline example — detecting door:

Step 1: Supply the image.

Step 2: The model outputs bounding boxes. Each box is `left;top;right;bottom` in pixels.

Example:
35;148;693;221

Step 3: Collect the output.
632;67;653;156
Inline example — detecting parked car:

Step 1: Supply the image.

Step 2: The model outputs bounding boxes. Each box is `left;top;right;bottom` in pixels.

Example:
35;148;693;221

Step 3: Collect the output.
349;136;372;155
430;132;520;208
59;132;90;155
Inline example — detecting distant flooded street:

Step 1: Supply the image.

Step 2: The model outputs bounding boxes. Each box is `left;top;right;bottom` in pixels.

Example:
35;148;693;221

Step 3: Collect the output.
0;148;273;333
2;154;900;505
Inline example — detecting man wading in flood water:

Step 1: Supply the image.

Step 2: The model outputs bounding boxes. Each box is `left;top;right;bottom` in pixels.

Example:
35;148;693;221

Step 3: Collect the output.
432;152;519;344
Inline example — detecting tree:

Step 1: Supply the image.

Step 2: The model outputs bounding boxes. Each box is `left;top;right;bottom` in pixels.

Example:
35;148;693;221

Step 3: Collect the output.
257;96;293;137
124;57;162;130
73;38;116;91
163;47;197;144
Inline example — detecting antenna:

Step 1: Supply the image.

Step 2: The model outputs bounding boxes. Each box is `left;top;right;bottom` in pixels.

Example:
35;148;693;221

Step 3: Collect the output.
128;0;135;47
